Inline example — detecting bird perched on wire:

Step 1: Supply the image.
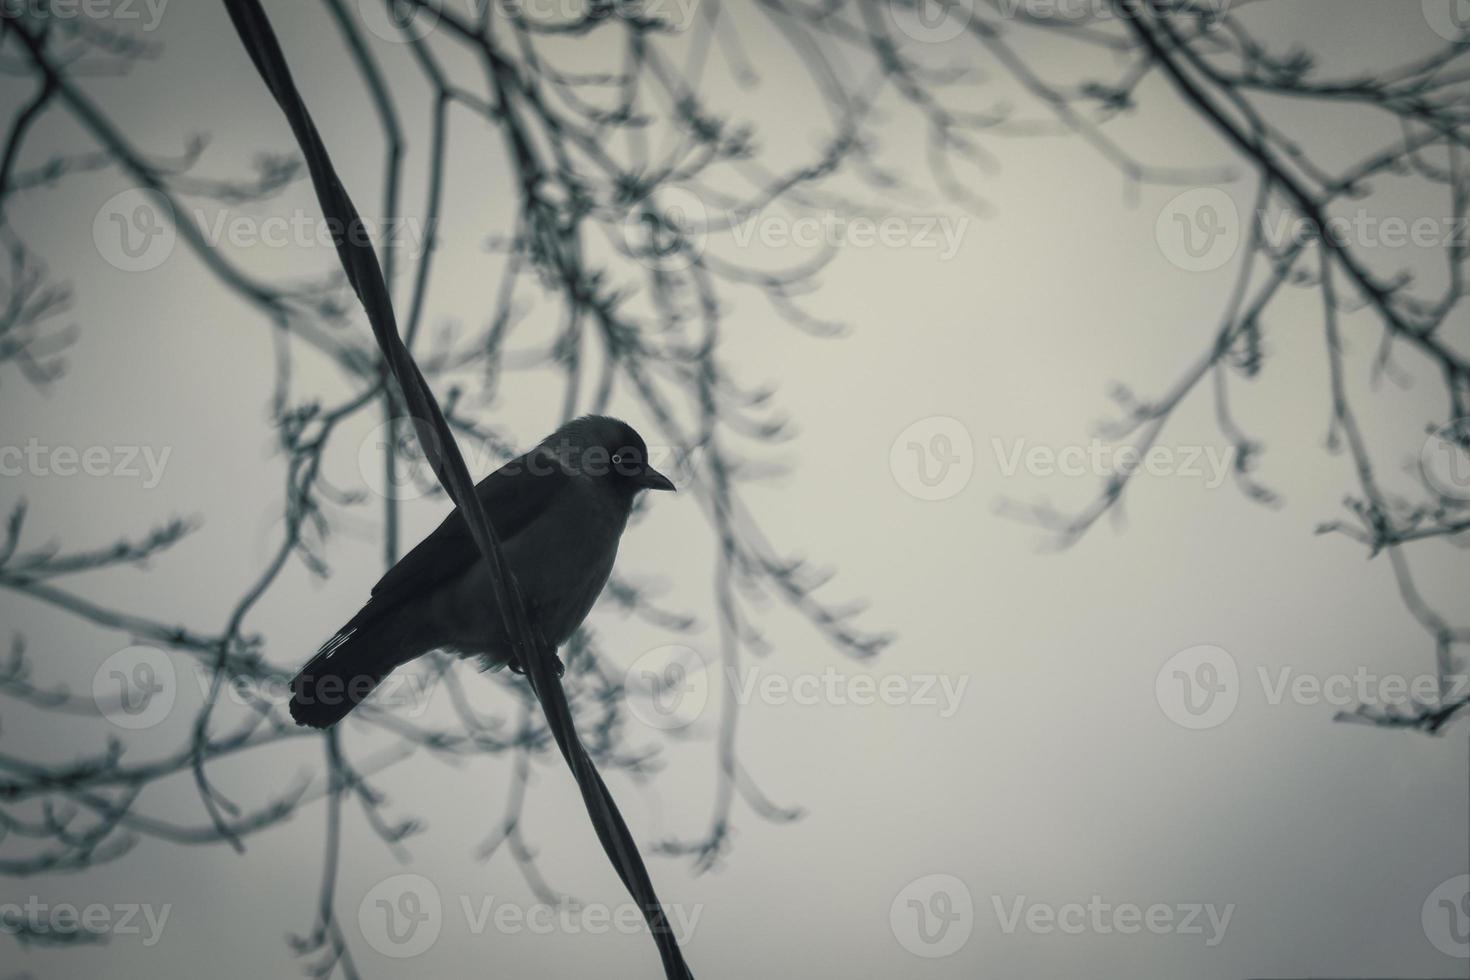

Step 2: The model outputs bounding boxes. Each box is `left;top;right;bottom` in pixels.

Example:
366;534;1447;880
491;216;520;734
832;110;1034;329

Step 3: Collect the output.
289;415;676;728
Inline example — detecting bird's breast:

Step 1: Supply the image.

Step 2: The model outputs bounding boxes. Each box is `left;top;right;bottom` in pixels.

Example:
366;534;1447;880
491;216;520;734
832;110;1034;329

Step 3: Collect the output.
513;515;622;646
436;485;628;657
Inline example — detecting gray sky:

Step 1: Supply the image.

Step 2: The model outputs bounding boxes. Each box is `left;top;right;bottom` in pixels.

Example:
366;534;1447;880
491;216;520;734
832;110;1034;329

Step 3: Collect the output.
1;1;1466;978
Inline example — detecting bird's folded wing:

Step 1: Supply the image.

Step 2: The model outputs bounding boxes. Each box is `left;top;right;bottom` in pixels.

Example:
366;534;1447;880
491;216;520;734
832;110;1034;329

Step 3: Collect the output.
366;446;570;610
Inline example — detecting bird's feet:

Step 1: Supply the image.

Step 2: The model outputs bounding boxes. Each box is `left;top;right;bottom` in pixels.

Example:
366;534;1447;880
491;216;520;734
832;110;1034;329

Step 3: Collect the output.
508;649;566;679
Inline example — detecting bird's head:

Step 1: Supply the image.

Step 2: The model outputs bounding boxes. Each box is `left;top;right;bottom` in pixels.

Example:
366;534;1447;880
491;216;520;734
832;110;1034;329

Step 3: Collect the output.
539;415;677;497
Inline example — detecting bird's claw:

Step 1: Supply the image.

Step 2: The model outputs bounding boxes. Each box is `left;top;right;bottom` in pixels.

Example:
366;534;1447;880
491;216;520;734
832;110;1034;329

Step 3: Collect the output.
509;651;565;679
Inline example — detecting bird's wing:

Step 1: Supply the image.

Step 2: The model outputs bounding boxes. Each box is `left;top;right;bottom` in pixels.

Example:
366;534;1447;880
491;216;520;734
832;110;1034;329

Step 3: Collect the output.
365;445;570;611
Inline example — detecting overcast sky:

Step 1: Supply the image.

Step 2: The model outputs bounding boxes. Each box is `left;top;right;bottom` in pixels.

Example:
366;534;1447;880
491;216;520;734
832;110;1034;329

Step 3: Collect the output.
1;2;1467;978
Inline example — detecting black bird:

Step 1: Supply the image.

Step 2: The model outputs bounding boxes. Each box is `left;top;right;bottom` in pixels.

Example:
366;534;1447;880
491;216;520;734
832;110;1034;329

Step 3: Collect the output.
289;415;675;728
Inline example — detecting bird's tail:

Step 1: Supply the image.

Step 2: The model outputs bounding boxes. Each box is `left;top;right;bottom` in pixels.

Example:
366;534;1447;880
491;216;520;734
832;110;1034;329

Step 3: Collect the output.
289;613;416;729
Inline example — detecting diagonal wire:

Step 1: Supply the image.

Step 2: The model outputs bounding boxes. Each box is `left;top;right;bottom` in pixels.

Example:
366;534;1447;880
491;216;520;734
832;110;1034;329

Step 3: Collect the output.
217;2;694;975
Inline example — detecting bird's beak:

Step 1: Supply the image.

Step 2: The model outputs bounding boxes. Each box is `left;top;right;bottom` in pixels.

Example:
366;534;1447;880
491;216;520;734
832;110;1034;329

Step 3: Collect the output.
639;467;676;492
